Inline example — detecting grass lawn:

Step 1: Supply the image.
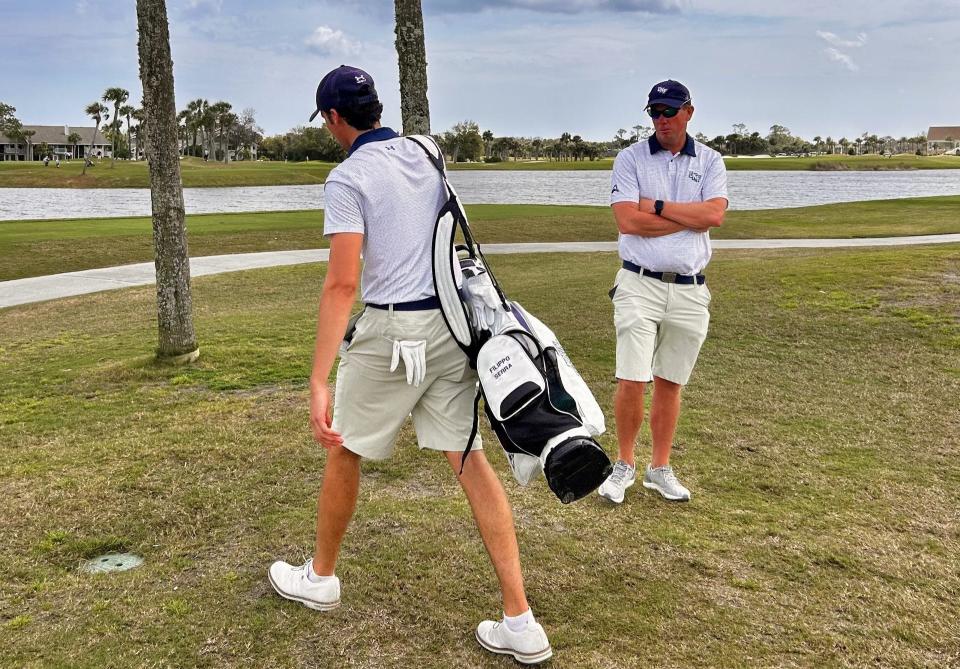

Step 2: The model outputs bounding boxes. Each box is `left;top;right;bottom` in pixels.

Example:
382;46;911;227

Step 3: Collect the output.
2;197;959;282
2;154;958;188
1;245;958;667
723;153;960;171
0;156;337;189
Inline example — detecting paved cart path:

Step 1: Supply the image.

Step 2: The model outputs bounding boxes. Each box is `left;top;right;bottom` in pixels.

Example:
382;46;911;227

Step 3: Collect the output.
2;235;959;309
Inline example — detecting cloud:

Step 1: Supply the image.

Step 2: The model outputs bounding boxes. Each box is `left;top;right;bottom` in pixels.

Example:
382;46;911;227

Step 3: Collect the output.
816;30;867;48
817;30;866;72
823;46;859;71
343;0;685;14
181;0;223;18
304;26;360;56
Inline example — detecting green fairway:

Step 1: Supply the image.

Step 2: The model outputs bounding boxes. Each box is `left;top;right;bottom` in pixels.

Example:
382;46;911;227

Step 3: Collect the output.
451;154;960;172
2;197;959;281
0;156;336;188
1;153;958;188
723;153;960;171
1;245;957;667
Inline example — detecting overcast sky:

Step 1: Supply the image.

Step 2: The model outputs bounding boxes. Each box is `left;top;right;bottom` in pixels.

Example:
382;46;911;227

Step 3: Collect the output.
3;0;959;142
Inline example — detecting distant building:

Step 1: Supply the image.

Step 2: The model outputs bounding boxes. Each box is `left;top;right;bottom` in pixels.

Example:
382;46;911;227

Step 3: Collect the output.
0;125;113;162
926;126;960;155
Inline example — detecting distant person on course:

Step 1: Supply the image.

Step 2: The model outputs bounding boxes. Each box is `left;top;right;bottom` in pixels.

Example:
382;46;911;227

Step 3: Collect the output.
597;79;728;504
267;65;552;665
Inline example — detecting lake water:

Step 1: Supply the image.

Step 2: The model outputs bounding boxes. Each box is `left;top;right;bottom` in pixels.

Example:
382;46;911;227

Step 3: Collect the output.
1;169;959;221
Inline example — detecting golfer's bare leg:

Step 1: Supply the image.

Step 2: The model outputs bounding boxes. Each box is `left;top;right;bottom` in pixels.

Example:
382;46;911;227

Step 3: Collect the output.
650;376;682;468
312;444;361;575
446;450;529;616
614;379;646;467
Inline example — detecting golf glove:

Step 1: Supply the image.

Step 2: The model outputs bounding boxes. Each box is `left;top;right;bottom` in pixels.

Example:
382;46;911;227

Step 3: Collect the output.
462;272;505;334
390;339;427;387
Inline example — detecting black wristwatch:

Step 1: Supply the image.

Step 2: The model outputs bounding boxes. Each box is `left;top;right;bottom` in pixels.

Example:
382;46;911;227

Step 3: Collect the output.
654;199;665;216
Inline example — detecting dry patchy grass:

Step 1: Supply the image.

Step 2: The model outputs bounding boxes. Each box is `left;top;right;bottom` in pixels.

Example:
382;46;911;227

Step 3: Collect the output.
1;246;959;667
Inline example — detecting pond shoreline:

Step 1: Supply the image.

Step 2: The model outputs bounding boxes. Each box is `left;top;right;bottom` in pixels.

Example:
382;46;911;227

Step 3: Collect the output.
2;170;960;221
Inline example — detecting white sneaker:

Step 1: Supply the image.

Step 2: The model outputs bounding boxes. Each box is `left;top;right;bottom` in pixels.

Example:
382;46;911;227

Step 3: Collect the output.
597;459;636;504
643;464;691;501
476;619;553;665
267;559;341;611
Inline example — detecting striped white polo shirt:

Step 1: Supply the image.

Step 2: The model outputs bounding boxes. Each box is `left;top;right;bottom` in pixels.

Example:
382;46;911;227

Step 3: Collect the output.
323;128;447;304
610;134;728;275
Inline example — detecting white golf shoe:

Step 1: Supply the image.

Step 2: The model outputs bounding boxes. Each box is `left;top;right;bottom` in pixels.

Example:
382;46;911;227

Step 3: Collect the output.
597;459;636;504
643;464;691;501
267;559;341;612
476;618;553;665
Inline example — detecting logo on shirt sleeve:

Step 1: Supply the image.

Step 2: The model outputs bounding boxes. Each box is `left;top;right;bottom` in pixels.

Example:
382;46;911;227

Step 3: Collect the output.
611;184;620;194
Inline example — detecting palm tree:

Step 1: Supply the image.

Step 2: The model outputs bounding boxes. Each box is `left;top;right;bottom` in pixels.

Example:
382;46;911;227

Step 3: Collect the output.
136;0;198;363
394;0;430;135
102;87;129;167
67;131;82;160
208;101;233;162
176;109;189;154
184;98;205;156
119;104;135;157
84;101;108;174
482;129;493;158
131;107;146;159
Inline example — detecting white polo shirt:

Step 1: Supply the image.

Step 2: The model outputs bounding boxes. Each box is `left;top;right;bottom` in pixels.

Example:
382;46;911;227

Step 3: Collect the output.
323;128;446;304
610;134;728;275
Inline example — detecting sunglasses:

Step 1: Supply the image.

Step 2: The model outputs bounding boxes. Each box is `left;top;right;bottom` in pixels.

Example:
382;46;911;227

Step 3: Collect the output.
647;105;686;120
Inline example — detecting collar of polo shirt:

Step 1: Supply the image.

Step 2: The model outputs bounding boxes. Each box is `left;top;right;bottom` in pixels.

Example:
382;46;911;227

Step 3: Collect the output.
348;127;400;156
648;133;697;158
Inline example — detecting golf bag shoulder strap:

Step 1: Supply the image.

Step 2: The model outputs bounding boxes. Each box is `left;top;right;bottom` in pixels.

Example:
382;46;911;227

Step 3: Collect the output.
408;134;483;470
407;134;446;174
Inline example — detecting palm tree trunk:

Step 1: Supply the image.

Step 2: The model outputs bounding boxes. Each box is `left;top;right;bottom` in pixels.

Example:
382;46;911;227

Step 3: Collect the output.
136;0;199;363
394;0;430;135
110;108;118;168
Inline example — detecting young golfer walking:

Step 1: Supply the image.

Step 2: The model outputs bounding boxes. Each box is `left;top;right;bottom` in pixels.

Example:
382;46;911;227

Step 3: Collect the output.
598;79;728;504
268;65;551;665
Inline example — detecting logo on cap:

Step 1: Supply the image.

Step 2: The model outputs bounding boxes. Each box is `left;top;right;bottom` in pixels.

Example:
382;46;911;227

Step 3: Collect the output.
355;75;367;84
657;86;668;94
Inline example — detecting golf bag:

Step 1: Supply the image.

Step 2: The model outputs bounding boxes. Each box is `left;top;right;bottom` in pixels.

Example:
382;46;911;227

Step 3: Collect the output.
409;136;612;504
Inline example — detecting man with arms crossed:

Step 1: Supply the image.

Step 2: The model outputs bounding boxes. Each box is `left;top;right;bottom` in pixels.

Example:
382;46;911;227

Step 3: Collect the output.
598;79;728;504
267;66;551;665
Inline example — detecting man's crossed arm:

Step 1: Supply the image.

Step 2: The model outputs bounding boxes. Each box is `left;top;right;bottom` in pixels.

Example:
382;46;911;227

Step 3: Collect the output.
611;197;727;237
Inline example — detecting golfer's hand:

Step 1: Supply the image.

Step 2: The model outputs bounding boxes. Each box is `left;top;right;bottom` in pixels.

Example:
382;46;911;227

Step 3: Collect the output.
310;384;343;449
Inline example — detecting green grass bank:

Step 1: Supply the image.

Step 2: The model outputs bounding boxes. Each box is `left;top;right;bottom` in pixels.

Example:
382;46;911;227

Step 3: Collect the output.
2;196;959;281
2;154;958;188
1;246;958;667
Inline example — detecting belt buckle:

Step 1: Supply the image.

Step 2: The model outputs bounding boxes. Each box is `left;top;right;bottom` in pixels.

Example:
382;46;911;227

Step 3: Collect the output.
660;272;678;283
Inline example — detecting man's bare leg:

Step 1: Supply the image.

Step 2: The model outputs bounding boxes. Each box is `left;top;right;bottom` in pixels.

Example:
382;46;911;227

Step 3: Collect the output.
312;444;362;575
446;450;528;616
614;379;647;467
650;376;682;468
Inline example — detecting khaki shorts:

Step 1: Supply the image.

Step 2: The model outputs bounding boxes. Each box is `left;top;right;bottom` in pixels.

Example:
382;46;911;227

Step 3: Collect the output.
332;307;482;460
612;267;712;386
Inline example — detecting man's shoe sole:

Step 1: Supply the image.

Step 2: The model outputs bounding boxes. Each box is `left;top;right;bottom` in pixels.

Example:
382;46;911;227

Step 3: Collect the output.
475;630;553;665
598;478;635;504
267;571;341;612
642;479;690;501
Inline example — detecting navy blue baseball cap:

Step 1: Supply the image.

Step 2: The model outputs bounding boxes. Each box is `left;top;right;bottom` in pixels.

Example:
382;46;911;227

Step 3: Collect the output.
646;80;691;108
309;65;380;121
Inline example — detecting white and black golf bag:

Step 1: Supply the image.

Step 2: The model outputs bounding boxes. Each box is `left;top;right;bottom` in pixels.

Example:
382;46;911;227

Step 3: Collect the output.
409;136;612;504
